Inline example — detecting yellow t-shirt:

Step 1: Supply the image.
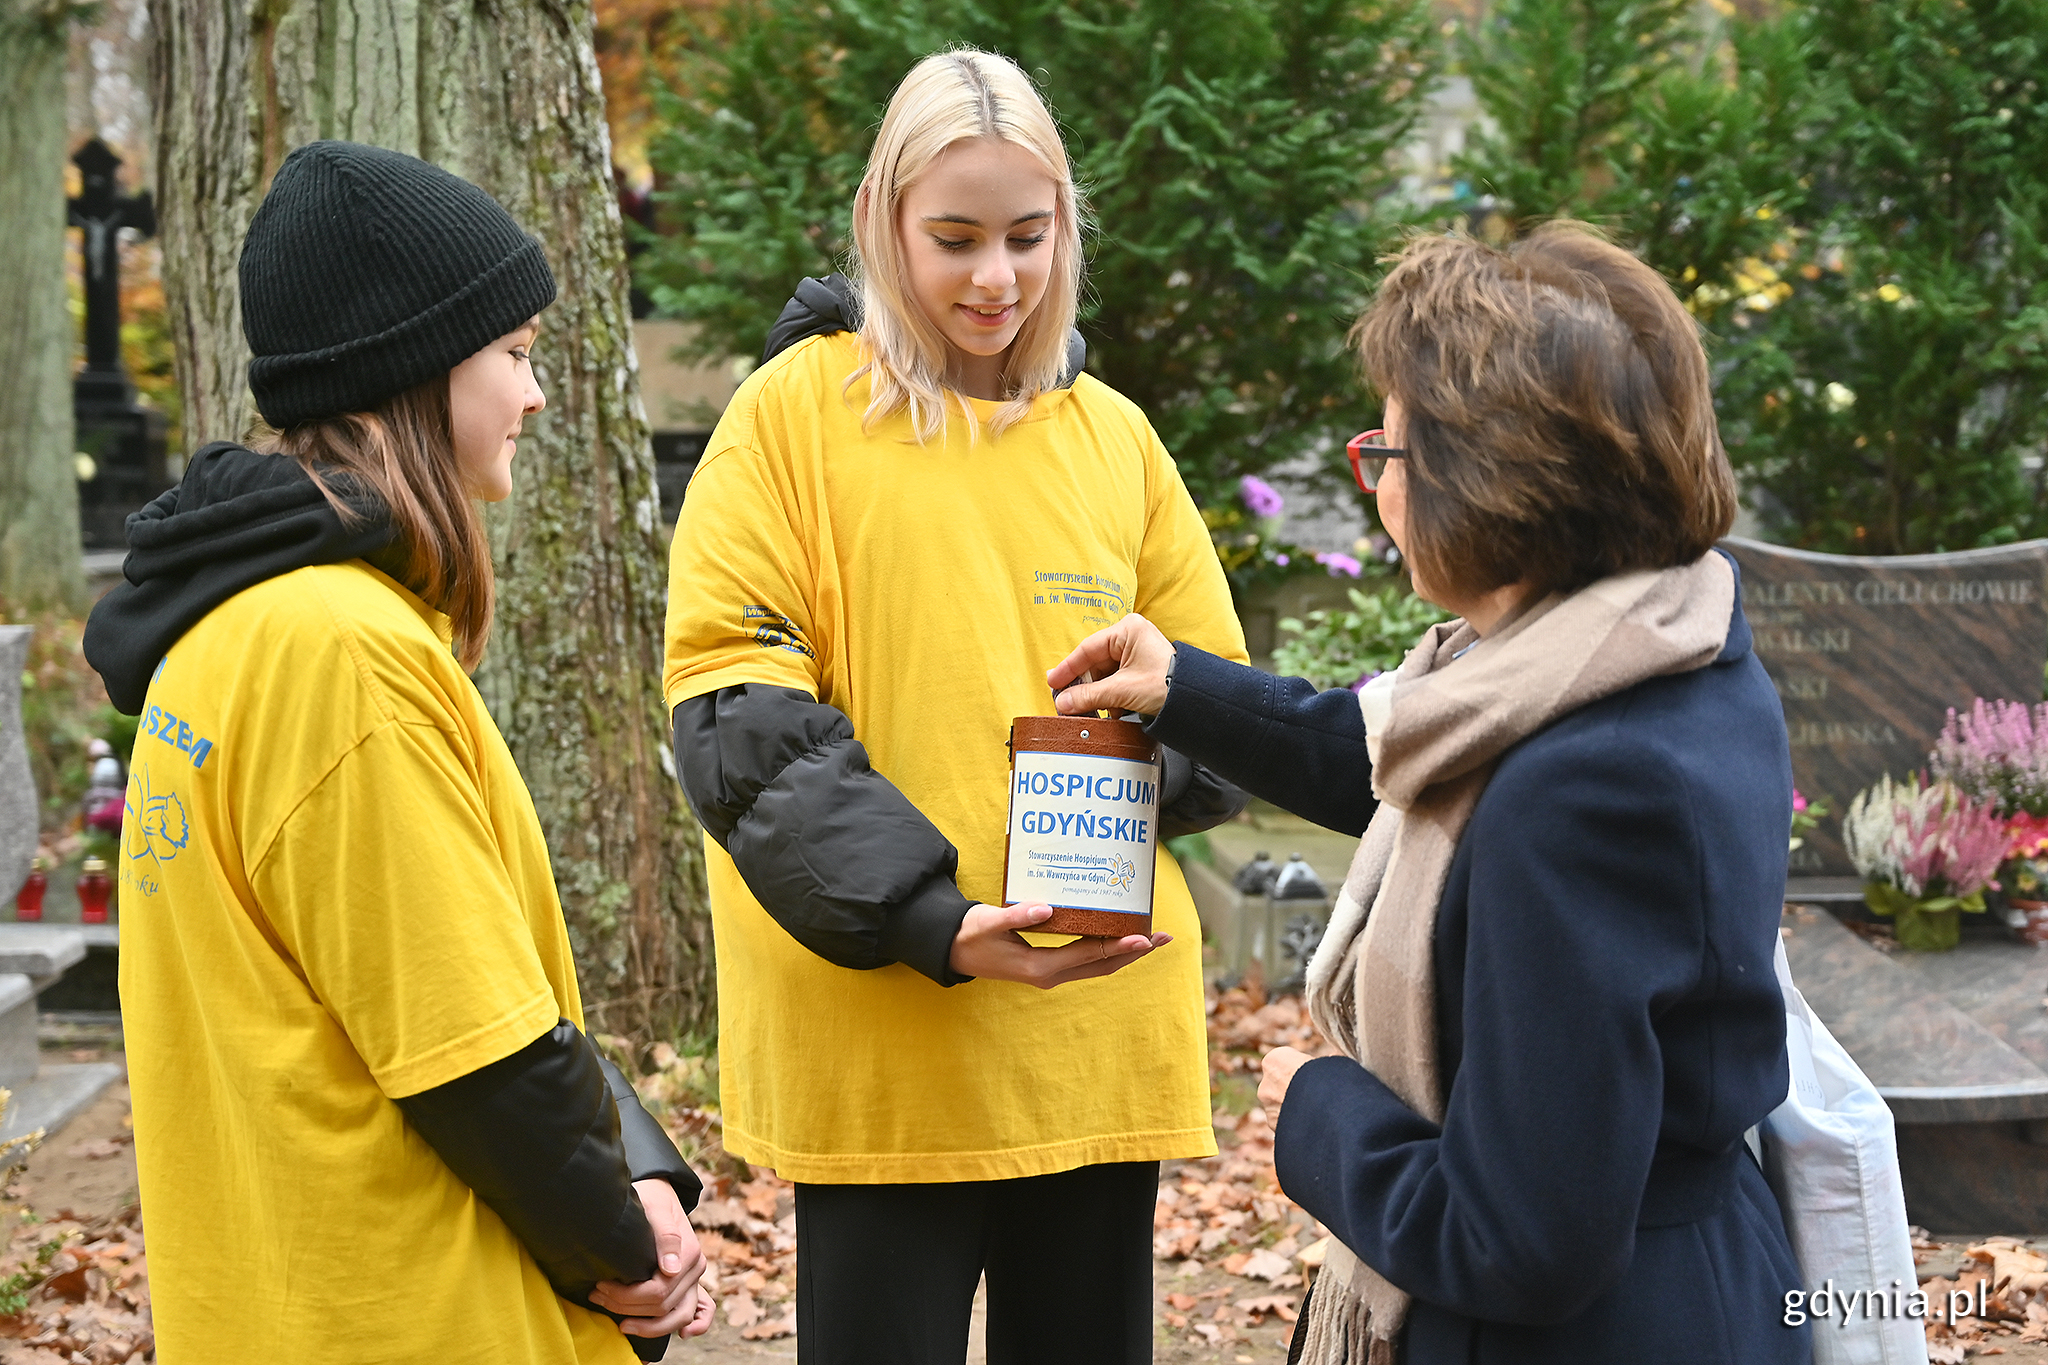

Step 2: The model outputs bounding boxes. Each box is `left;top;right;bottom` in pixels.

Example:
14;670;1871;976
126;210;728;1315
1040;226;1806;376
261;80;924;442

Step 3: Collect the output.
119;561;635;1365
663;331;1248;1184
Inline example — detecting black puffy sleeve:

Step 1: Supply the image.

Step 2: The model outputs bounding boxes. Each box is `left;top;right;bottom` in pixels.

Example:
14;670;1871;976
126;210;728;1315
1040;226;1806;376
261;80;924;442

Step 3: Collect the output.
673;685;972;985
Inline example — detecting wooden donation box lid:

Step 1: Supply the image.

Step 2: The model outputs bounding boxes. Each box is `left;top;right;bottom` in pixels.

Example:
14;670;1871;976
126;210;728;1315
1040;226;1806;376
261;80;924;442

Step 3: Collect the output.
1002;715;1161;937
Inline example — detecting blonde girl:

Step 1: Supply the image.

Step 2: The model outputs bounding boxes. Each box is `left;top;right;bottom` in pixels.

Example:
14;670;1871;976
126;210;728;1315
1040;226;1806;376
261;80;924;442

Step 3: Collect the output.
664;49;1248;1364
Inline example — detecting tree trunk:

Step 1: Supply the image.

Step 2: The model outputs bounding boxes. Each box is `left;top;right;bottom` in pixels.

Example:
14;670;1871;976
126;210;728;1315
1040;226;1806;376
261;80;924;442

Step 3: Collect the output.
0;0;85;613
149;0;713;1040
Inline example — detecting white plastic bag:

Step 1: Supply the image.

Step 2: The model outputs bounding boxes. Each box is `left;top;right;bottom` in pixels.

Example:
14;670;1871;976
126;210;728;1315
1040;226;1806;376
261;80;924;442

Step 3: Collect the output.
1757;936;1928;1365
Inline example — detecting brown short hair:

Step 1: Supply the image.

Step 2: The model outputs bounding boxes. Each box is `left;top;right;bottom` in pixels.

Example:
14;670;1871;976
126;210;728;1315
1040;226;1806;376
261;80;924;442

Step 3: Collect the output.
1351;223;1737;602
262;376;495;670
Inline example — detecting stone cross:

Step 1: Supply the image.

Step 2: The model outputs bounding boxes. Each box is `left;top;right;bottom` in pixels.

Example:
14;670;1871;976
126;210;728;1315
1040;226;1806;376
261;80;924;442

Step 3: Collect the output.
66;138;155;383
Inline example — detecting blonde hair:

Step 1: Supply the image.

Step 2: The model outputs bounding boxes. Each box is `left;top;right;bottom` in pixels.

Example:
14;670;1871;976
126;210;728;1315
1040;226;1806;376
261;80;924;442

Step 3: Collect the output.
849;49;1084;441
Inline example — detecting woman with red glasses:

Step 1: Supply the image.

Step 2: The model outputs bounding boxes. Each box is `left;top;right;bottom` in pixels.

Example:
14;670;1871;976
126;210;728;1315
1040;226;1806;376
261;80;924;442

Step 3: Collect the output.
1049;224;1807;1365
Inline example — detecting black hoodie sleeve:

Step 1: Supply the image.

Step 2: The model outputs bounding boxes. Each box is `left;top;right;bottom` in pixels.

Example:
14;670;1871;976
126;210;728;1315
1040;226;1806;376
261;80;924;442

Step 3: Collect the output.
672;685;1241;980
673;687;973;986
1157;743;1251;838
394;1020;664;1296
397;1021;700;1362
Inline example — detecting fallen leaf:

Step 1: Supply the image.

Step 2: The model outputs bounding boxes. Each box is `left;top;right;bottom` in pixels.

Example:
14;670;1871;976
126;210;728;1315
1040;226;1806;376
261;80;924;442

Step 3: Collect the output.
42;1267;89;1303
1235;1293;1300;1324
1975;1242;2048;1296
741;1309;796;1341
691;1198;751;1236
723;1292;762;1328
1298;1236;1331;1268
1238;1248;1293;1282
741;1181;780;1221
1166;1293;1197;1312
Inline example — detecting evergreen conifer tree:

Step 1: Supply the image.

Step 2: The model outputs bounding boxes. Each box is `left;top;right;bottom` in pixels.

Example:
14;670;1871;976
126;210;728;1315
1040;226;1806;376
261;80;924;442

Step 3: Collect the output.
1713;0;2048;553
1455;0;2048;553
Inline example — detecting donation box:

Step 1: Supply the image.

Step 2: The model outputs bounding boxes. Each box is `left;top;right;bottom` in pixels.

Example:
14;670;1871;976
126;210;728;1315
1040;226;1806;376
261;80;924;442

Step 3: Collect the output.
1001;715;1161;937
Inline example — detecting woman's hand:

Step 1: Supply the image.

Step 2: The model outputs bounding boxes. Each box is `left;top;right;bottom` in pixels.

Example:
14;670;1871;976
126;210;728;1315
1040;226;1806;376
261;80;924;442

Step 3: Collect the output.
1259;1046;1314;1117
1046;613;1175;718
590;1177;713;1336
950;901;1172;987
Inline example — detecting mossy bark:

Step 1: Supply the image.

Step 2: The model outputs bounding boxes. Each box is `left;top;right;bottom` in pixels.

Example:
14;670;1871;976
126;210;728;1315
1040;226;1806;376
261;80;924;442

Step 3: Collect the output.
0;0;85;612
150;0;712;1039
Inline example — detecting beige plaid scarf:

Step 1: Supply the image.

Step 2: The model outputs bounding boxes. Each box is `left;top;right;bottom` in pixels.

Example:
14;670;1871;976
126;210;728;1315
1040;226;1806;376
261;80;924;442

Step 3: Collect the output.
1296;552;1736;1365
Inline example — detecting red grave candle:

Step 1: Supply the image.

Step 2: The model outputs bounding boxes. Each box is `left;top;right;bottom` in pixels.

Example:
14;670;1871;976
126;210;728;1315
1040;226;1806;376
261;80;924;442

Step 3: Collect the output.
77;856;112;924
14;857;47;922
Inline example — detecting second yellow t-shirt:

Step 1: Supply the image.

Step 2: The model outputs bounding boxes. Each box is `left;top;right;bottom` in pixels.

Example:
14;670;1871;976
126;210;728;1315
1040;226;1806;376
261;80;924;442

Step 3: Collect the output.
121;561;635;1365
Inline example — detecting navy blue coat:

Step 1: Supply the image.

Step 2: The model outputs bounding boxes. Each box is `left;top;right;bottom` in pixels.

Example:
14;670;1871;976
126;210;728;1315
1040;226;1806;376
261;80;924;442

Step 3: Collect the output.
1146;580;1810;1364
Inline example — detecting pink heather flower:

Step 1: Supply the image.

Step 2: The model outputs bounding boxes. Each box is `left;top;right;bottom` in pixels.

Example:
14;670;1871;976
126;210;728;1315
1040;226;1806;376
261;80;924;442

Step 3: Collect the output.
1845;774;2008;899
1931;697;2048;817
1792;789;1808;814
1315;551;1364;578
1239;475;1285;519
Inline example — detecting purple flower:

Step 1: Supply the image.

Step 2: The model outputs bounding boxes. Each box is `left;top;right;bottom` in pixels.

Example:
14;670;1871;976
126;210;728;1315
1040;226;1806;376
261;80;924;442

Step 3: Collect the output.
1274;553;1290;567
1315;551;1363;578
1239;475;1285;519
1349;670;1383;693
1931;698;2048;817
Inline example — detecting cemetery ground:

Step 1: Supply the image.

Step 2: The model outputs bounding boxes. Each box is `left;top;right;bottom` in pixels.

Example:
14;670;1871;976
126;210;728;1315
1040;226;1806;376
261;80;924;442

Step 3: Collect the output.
0;992;2046;1363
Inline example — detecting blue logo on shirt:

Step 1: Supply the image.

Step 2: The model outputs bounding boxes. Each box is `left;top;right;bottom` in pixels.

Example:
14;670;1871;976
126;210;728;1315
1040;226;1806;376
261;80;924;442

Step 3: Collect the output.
124;765;190;870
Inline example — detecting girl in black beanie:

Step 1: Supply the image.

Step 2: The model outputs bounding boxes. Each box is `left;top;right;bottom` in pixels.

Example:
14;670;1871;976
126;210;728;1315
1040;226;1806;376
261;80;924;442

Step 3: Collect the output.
84;140;709;1365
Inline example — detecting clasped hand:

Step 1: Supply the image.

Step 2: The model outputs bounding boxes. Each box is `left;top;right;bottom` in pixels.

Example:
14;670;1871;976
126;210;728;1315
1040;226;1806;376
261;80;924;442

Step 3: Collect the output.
590;1177;715;1339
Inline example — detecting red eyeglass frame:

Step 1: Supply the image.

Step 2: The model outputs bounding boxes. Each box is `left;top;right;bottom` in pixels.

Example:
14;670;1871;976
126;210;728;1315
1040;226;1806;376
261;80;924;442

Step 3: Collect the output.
1346;429;1407;493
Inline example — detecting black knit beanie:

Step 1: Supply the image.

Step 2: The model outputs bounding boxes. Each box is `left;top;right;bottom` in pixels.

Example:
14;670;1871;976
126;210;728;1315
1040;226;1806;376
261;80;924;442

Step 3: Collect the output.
239;141;557;428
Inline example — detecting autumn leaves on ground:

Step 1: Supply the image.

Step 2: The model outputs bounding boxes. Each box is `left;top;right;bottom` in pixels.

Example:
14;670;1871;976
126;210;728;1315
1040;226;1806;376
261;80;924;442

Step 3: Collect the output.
5;993;2048;1363
615;987;1333;1362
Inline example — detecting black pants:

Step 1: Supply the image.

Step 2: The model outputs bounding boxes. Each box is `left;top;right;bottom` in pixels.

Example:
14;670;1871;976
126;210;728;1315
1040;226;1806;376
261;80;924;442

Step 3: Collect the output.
794;1161;1158;1365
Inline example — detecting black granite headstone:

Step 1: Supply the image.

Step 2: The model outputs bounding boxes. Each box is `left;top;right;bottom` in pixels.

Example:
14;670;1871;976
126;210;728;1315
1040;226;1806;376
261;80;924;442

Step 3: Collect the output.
67;138;169;551
1723;536;2048;877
